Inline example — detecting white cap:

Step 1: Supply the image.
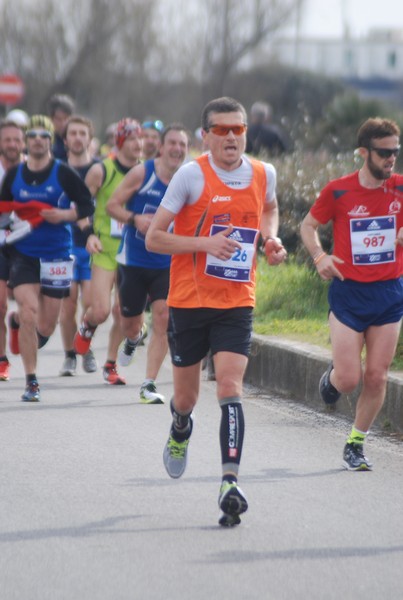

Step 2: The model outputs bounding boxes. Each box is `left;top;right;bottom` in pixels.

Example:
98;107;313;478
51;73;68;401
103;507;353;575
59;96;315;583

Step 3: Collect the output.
6;109;29;127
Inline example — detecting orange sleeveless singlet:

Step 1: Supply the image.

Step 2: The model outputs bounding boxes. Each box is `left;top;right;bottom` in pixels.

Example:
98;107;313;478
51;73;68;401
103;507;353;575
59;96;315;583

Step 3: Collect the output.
168;154;267;309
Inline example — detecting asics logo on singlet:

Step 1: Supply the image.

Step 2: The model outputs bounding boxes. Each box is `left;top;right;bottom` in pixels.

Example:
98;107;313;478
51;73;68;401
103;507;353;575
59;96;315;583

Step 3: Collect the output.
212;195;232;203
348;205;369;216
46;186;55;193
367;220;381;230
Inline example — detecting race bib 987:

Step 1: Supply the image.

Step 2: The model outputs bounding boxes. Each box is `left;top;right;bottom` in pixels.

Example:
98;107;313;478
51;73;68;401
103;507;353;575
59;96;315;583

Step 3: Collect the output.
350;216;396;265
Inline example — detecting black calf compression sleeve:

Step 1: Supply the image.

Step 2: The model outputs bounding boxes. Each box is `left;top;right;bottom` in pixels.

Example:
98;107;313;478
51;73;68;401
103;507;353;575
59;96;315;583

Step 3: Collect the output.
219;396;244;480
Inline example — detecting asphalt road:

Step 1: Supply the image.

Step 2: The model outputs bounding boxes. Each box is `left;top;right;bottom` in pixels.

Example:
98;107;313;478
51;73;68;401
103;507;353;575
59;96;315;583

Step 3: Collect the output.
1;310;403;600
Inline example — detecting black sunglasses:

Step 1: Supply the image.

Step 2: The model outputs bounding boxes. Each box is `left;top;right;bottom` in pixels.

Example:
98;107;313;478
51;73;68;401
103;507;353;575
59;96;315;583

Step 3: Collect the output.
369;146;400;159
26;130;52;140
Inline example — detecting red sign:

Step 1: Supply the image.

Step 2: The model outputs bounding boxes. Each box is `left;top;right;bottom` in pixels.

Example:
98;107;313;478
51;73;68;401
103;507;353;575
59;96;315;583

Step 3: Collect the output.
0;74;25;106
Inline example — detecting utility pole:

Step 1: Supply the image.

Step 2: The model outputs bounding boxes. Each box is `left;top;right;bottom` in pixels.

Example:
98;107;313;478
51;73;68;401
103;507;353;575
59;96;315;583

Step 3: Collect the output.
341;0;350;39
294;0;303;68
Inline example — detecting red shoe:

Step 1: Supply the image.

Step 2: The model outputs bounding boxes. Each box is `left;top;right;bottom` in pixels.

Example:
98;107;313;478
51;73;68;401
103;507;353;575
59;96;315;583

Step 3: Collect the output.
102;362;126;385
8;312;20;355
0;359;10;381
73;322;96;355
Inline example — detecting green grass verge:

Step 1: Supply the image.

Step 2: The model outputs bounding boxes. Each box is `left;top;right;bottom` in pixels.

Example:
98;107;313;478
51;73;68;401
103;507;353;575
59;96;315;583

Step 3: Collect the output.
254;257;403;371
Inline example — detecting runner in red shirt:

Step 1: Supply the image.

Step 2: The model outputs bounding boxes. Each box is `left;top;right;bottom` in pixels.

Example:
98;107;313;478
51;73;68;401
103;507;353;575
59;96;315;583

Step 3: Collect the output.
301;117;403;471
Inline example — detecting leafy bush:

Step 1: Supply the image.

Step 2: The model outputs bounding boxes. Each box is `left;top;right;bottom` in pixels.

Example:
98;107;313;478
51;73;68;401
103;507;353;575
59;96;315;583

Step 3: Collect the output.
271;149;358;262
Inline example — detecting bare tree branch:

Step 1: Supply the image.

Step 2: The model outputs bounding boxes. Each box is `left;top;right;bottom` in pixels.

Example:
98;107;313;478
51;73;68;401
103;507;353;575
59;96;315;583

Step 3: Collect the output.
200;0;305;98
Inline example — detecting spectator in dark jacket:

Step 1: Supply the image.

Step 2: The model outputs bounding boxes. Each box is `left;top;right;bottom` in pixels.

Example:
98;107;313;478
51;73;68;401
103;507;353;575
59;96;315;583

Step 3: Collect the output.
48;94;75;162
246;101;288;157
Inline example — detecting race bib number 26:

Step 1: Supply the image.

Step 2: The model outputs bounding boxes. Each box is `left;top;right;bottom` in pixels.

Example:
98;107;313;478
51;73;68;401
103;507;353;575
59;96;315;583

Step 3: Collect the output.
205;225;258;282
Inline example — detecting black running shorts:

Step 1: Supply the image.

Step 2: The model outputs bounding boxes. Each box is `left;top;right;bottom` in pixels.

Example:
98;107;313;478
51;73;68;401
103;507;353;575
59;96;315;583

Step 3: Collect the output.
168;306;253;367
7;247;70;299
118;264;170;317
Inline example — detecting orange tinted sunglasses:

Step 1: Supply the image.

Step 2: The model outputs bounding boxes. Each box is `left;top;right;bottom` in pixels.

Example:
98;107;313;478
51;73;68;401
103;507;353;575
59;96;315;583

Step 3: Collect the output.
207;124;247;136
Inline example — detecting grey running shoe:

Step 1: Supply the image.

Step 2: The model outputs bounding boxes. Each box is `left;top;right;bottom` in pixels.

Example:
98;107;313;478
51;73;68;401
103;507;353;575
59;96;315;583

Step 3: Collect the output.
140;381;165;404
218;481;248;527
163;434;190;478
343;443;373;471
82;349;97;373
118;324;147;367
319;362;341;405
59;356;77;377
21;380;40;402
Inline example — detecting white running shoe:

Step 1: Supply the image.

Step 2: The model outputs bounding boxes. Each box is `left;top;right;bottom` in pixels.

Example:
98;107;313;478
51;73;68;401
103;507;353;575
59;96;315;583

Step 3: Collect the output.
118;324;147;366
140;380;165;404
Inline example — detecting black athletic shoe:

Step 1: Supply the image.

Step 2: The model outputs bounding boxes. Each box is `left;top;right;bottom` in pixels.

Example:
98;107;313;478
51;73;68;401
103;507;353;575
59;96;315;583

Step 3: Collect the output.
218;481;248;527
343;443;373;471
319;362;341;405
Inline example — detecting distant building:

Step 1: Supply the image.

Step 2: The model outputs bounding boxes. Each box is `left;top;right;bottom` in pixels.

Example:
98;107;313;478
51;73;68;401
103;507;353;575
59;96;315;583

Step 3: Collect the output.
256;28;403;106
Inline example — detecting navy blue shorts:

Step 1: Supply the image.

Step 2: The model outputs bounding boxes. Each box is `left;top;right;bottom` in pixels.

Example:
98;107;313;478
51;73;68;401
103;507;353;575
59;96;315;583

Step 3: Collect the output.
328;278;403;333
168;306;253;367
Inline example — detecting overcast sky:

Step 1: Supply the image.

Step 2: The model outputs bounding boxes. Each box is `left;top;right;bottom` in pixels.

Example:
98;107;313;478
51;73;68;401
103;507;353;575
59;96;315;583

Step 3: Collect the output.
293;0;403;38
